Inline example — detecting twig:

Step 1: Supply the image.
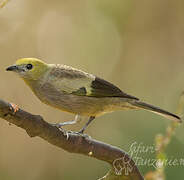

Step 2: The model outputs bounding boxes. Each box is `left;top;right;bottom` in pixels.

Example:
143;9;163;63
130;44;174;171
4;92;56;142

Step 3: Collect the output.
0;99;144;180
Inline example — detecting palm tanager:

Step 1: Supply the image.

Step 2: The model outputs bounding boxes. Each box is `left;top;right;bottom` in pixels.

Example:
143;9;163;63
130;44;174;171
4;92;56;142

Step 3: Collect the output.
6;58;181;133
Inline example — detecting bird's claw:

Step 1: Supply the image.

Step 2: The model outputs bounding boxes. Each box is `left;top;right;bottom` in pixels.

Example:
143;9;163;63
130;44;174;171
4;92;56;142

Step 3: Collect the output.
51;123;91;139
63;130;71;140
51;123;71;140
74;131;91;139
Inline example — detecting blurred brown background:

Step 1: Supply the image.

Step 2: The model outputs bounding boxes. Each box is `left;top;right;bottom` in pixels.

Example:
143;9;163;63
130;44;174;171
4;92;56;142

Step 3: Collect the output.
0;0;184;179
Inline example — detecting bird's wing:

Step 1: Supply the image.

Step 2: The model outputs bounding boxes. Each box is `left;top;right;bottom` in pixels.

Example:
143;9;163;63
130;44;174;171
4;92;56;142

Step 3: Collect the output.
87;77;139;100
48;64;138;100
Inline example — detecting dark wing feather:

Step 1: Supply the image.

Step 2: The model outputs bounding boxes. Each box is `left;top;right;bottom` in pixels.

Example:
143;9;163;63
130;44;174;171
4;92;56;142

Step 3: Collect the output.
89;77;139;100
50;64;138;100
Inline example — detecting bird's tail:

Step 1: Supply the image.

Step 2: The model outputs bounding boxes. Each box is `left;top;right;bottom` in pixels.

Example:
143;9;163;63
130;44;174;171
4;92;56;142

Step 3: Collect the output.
129;100;181;123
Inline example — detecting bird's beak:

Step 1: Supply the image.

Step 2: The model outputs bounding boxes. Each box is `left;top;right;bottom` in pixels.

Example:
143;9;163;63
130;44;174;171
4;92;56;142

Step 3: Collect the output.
6;65;19;71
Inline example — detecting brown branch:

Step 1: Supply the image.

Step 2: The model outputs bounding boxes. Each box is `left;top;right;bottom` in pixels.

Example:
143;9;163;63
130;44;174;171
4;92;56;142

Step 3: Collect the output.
0;99;143;180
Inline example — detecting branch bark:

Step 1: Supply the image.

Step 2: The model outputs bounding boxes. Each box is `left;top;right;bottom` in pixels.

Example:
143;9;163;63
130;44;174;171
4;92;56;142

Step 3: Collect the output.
0;99;144;180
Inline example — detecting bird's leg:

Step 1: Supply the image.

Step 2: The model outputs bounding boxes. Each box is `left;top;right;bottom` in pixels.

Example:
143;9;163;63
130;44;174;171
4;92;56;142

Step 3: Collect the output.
78;116;95;134
52;114;81;128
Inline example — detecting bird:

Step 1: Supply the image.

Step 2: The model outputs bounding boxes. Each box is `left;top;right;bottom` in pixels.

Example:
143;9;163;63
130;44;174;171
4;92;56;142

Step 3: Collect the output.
6;58;181;133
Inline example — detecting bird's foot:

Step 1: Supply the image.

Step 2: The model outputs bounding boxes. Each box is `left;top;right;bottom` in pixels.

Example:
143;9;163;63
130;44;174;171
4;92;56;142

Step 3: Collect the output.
51;123;91;139
51;123;71;140
78;129;84;134
63;130;91;140
74;131;91;139
63;130;72;140
61;129;90;140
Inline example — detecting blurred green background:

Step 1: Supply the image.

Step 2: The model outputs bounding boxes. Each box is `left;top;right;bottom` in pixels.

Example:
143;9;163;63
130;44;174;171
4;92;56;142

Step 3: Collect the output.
0;0;184;179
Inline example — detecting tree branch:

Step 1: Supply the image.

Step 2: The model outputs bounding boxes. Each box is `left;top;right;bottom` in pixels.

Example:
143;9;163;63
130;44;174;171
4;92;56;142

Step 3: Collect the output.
0;99;143;180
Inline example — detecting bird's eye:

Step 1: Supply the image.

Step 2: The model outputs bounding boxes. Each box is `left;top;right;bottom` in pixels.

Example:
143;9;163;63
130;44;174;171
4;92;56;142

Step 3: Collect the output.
26;64;33;70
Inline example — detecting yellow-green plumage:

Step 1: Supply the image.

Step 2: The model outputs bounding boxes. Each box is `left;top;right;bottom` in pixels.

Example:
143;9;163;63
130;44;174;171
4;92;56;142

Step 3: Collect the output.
6;58;181;132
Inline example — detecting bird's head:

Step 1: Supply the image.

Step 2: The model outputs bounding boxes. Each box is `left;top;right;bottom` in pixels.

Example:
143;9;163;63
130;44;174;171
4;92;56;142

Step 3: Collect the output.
6;58;49;81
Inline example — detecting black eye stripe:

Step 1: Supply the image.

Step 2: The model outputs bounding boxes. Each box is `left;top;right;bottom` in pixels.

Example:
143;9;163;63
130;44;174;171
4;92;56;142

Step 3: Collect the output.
26;64;33;70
